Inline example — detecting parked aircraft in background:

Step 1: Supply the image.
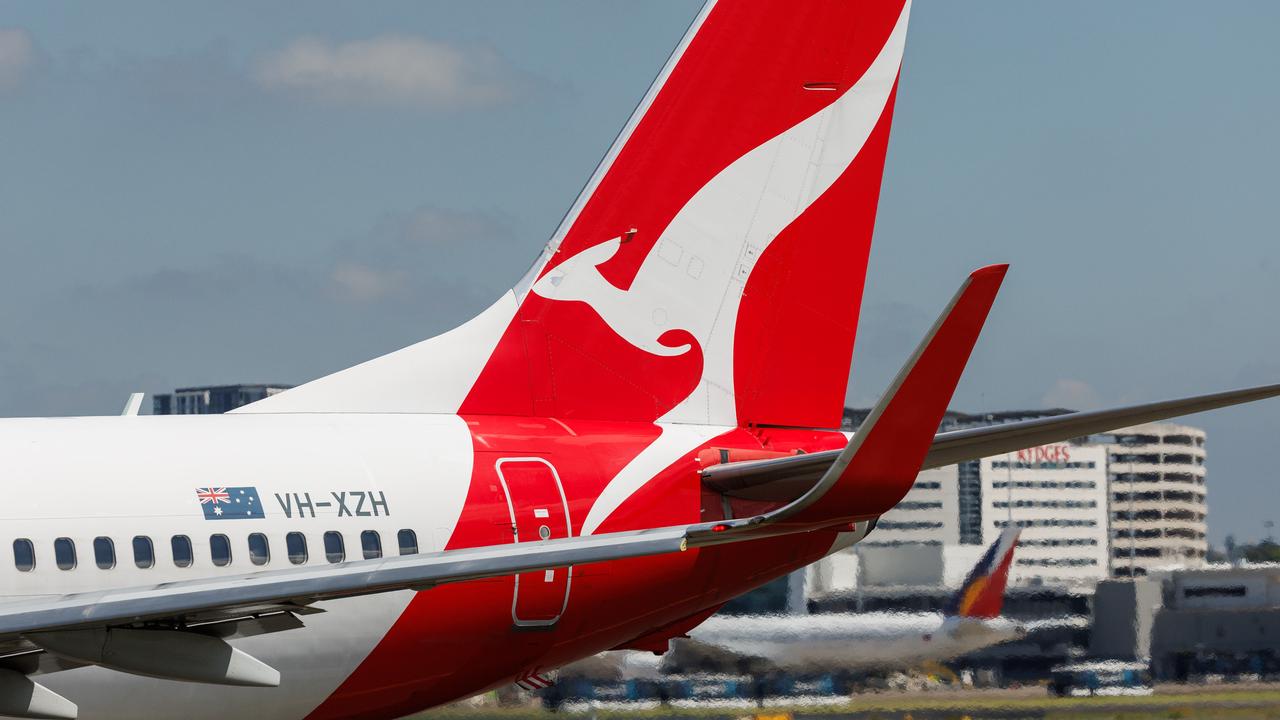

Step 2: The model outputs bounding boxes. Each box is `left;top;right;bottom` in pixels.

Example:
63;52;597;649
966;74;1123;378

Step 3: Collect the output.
0;2;1276;719
679;529;1027;672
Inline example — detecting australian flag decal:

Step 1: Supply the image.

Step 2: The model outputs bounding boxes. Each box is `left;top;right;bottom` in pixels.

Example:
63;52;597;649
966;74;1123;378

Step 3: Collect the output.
196;487;264;520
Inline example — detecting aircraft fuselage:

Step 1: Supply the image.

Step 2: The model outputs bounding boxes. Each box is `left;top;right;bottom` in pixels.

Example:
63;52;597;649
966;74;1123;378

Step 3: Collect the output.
1;413;851;719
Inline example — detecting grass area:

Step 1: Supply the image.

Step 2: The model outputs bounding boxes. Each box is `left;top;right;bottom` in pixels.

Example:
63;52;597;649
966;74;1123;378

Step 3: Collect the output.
421;686;1280;720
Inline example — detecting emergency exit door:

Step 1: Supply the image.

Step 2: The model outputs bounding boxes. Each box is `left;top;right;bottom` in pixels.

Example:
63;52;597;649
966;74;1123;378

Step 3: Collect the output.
495;458;572;627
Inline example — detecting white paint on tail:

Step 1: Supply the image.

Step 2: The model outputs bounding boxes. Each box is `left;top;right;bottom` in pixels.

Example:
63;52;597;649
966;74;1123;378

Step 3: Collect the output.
532;237;692;357
581;423;728;536
530;2;912;426
235;291;518;415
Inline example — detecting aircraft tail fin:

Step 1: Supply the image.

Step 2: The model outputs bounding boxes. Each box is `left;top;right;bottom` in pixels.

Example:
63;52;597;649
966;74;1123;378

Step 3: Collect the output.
238;1;913;427
944;527;1021;619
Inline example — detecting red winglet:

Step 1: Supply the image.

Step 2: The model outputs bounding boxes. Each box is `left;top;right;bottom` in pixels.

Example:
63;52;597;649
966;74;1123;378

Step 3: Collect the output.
783;264;1008;526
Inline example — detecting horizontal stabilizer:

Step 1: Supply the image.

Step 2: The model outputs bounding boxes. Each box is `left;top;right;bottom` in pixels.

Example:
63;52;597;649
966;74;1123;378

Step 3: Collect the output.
703;382;1280;503
775;265;1007;526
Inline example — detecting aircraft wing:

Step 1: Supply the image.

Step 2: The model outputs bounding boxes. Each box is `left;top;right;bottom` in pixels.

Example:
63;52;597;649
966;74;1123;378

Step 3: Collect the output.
0;511;876;694
0;525;714;693
703;383;1280;503
0;527;691;641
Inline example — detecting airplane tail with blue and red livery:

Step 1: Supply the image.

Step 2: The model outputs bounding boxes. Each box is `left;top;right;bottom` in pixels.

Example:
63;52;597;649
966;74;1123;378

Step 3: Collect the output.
944;528;1022;620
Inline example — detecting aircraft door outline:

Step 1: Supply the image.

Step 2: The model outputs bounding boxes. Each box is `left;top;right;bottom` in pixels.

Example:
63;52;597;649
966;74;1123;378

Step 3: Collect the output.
494;457;573;628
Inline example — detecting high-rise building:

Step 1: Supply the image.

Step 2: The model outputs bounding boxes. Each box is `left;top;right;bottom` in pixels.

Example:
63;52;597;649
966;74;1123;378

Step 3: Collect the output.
833;409;1208;590
152;384;293;415
1099;423;1208;577
984;444;1110;587
867;442;1110;588
868;465;961;545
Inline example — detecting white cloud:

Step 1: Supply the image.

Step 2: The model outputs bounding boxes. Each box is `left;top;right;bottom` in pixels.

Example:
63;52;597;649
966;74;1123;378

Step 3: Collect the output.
255;35;512;109
1041;378;1103;411
327;206;521;306
330;261;407;303
0;29;34;89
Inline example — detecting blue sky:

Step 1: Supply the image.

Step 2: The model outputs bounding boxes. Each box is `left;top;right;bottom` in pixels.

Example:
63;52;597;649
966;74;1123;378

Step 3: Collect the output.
1;2;1279;546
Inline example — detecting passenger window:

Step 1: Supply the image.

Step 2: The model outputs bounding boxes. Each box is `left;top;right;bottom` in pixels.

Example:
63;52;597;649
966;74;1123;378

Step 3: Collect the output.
248;533;270;566
323;531;345;563
133;536;154;569
13;539;34;572
171;535;193;568
361;530;382;560
397;529;418;556
93;537;115;570
54;537;76;570
210;534;232;567
286;532;307;565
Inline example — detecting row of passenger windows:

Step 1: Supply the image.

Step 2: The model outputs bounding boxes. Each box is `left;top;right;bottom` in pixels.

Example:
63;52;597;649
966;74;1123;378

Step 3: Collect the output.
12;529;419;572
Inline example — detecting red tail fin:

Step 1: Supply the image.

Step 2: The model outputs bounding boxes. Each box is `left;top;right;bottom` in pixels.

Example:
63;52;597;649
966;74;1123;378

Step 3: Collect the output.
466;1;912;427
242;2;913;423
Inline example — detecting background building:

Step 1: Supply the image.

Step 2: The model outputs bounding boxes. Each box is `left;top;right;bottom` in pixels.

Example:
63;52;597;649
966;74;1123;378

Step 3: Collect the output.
152;384;293;415
809;410;1209;603
1091;564;1280;681
862;465;960;546
984;444;1110;587
1098;423;1209;577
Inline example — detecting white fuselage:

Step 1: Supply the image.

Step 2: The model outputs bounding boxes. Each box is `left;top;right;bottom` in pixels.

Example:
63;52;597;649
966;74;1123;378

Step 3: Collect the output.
0;413;474;720
687;612;1023;672
0;412;856;719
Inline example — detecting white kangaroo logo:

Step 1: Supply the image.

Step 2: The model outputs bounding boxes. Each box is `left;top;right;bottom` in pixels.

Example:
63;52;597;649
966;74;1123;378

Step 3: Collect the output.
531;236;692;357
533;0;908;432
